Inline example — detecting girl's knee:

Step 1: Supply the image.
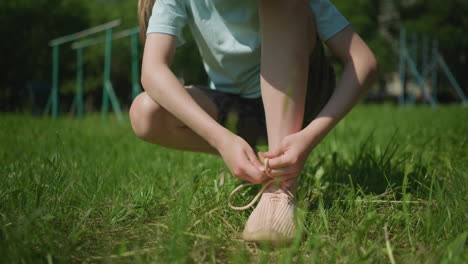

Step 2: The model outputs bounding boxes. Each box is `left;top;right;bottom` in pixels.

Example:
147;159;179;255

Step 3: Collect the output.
129;92;167;142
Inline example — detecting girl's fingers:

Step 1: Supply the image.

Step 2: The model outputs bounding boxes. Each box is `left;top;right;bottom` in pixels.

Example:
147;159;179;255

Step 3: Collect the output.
246;149;264;171
243;162;265;184
258;152;266;163
268;166;300;177
259;149;282;159
267;153;294;169
243;150;267;183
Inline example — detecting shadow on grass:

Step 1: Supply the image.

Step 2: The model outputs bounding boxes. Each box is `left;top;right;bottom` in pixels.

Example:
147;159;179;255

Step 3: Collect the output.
298;131;432;209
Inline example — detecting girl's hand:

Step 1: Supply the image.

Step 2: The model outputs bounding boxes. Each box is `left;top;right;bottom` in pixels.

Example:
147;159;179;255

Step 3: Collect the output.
259;131;312;184
217;133;266;184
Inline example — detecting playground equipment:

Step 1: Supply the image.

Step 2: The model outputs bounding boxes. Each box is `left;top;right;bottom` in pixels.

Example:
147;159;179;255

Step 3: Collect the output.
399;27;468;107
46;20;120;119
46;20;142;121
70;26;142;120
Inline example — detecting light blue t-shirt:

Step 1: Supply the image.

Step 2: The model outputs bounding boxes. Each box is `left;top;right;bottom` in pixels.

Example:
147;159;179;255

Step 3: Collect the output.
147;0;349;98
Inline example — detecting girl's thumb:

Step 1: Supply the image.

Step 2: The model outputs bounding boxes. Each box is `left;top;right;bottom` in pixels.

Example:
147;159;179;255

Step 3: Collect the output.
259;148;282;158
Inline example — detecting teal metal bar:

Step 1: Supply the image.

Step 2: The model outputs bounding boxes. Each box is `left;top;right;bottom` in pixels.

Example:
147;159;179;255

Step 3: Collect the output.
50;20;121;46
101;28;124;122
422;35;429;76
76;48;84;118
411;33;418;70
406;32;417;104
51;45;59;118
71;38;100;50
101;29;111;119
72;27;139;49
399;28;407;105
105;81;124;122
69;95;76;114
403;49;437;107
431;39;439;101
437;56;468;107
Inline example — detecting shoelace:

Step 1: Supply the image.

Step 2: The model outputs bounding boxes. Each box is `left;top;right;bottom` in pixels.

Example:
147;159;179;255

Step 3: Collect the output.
228;158;295;211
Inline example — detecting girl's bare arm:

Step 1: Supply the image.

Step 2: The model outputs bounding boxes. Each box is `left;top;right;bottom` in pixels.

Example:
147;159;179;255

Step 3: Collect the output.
265;25;378;171
301;26;379;151
259;1;378;177
142;34;225;148
141;33;264;183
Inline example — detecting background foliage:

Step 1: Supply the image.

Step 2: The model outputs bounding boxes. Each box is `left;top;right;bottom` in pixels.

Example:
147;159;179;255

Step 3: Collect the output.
1;0;467;112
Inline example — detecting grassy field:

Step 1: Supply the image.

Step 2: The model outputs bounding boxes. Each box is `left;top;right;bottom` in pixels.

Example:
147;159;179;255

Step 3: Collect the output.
1;105;467;263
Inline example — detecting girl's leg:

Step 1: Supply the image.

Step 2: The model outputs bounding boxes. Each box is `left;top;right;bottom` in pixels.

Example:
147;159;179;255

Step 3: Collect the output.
129;86;219;154
241;2;318;243
259;0;316;151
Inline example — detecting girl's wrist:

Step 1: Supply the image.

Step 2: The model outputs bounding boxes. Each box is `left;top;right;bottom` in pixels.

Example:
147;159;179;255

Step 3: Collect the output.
302;116;336;151
298;128;317;153
208;127;235;151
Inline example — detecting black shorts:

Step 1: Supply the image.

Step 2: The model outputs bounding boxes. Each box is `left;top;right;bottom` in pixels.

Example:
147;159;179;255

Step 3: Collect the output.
197;41;335;147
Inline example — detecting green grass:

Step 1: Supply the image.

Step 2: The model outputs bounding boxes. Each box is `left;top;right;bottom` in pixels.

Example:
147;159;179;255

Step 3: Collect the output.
1;105;467;263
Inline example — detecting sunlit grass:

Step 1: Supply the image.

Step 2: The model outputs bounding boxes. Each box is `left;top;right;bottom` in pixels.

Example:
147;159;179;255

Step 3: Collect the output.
1;104;467;263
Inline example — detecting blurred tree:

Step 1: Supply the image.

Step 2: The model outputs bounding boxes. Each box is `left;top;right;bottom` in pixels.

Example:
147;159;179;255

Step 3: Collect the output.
0;0;89;112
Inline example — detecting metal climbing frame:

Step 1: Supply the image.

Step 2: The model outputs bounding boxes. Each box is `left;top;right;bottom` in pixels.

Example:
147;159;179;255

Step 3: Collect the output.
399;27;467;107
70;26;142;121
46;20;122;119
